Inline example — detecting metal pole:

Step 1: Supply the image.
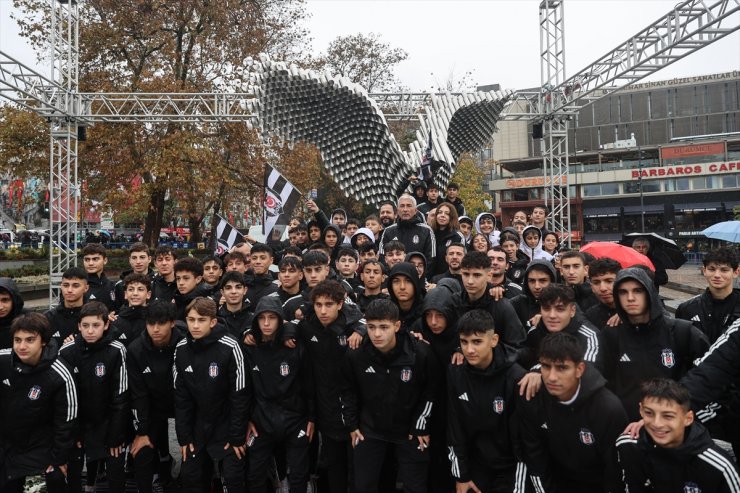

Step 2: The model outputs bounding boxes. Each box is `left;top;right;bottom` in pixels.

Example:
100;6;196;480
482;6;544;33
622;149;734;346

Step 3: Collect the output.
638;144;645;232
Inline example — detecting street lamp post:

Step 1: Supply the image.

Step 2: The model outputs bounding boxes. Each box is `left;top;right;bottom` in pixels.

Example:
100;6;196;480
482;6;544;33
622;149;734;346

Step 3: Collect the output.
637;144;645;233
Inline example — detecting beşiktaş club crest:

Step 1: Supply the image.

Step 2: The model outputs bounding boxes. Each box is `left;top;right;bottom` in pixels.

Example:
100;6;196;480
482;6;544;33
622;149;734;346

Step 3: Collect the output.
400;367;412;382
579;428;595;445
209;362;219;378
493;397;505;414
95;363;106;377
683;482;702;493
280;362;290;377
412;235;420;244
28;385;41;400
338;335;347;347
264;187;284;218
661;349;676;368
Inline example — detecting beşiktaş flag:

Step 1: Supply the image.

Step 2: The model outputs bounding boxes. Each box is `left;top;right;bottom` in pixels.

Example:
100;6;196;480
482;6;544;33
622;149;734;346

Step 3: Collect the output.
214;214;244;256
263;164;302;239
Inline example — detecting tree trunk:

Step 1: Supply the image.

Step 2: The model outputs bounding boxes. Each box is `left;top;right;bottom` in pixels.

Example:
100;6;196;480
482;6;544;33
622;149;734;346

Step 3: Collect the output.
143;187;166;247
188;212;202;243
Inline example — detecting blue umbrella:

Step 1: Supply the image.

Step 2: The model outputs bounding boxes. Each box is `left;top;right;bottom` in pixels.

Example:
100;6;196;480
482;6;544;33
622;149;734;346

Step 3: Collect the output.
702;221;740;243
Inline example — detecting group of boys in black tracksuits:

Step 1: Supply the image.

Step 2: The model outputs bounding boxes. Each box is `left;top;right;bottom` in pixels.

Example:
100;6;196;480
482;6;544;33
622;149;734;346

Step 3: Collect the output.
1;204;740;493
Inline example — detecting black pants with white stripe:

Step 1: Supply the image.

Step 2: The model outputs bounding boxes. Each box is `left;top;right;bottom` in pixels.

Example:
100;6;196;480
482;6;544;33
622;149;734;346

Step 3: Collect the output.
353;436;429;493
247;423;311;493
179;446;245;493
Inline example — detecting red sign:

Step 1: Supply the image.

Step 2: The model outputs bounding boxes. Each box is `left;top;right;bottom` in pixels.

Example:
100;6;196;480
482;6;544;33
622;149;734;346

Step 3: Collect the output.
660;142;725;160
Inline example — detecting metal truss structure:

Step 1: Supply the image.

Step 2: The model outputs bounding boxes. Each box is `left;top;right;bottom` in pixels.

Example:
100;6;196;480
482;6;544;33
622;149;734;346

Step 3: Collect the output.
509;0;740;246
538;0;572;245
0;0;737;303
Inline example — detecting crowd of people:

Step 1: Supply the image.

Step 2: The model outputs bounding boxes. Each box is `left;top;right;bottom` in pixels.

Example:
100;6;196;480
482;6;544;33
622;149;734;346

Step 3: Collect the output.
1;178;740;493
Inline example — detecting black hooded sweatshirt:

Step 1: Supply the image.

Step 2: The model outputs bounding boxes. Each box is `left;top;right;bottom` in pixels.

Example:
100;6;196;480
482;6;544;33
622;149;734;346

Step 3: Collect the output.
295;302;366;441
174;323;251;459
387;262;425;332
58;331;129;459
410;287;461;451
519;364;627;492
127;324;185;437
584;301;617;330
0;278;27;349
340;330;439;443
510;260;558;329
0;341;77;479
616;422;740;493
597;268;709;421
245;297;315;435
447;345;528;483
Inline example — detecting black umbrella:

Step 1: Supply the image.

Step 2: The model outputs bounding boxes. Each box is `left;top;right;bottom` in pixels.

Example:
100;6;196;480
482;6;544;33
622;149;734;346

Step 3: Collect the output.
619;232;687;270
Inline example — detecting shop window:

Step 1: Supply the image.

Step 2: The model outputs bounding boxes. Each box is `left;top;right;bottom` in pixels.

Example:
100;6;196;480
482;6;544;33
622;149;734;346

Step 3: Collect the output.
584;216;620;234
706;176;722;189
601;183;619;195
583;184;601;197
623;182;640;194
691;177;706;190
642;181;661;193
722;175;737;188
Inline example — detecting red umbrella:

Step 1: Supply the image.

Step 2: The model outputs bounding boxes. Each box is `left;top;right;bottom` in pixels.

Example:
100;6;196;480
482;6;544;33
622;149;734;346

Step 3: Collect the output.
580;242;655;271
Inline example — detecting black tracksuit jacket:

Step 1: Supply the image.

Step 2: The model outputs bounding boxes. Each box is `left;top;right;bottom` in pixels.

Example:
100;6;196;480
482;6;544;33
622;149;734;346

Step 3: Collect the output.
597;268;709;421
245;297;315;435
174;324;251;458
244;270;279;307
585;302;617;330
295;307;366;440
127;326;185;437
341;331;439;442
520;365;628;493
58;332;129;458
571;281;600;313
0;278;27;350
616;423;740;493
217;302;254;340
453;288;525;348
378;216;436;266
151;273;177;304
676;288;740;345
446;345;527;483
0;341;77;479
681;318;740;413
85;272;116;311
44;304;82;344
519;315;601;370
110;304;147;346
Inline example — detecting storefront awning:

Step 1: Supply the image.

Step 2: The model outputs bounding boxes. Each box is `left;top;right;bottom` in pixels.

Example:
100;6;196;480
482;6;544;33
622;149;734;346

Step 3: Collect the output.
675;202;722;213
583;207;620;218
622;205;665;214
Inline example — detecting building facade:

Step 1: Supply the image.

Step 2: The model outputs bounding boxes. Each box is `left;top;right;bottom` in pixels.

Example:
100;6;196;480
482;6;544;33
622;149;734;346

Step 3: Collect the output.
488;71;740;251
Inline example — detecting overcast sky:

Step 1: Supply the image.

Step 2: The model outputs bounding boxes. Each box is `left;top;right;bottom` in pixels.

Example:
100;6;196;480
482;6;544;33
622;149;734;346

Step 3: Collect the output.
1;0;738;92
